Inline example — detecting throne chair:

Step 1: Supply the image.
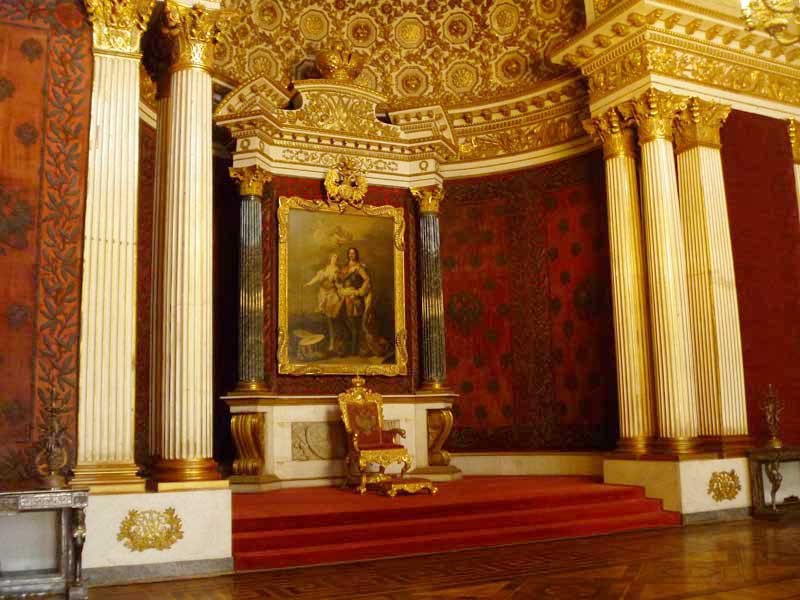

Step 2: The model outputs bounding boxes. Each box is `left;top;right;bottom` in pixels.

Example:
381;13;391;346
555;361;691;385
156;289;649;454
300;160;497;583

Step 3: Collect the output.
338;376;411;494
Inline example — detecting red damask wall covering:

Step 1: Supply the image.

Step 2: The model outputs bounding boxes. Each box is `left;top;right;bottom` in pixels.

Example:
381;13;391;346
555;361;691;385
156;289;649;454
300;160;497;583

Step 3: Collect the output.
0;0;91;480
441;152;618;451
722;110;800;445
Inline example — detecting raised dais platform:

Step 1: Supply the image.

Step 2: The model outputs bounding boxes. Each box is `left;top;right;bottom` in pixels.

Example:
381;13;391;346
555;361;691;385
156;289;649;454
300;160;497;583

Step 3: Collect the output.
232;475;680;571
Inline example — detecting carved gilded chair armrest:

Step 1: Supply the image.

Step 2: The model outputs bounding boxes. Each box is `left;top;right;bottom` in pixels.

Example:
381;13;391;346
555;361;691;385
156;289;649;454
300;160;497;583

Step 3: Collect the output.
384;428;406;440
351;431;361;452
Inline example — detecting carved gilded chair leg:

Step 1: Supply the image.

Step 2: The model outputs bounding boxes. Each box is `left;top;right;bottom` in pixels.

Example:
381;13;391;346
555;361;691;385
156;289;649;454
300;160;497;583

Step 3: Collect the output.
401;459;410;478
358;472;368;495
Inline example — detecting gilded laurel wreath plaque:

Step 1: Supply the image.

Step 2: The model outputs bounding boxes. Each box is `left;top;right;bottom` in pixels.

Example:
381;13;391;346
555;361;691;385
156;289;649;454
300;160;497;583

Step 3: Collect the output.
707;470;742;503
117;507;184;552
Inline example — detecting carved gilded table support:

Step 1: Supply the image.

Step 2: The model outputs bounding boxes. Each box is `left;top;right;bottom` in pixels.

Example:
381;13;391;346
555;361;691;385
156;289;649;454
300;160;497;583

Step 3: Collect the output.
73;0;155;493
584;108;655;454
150;1;228;486
230;166;272;393
620;89;700;453
427;408;453;466
789;120;800;223
674;98;749;449
231;413;266;476
410;185;449;392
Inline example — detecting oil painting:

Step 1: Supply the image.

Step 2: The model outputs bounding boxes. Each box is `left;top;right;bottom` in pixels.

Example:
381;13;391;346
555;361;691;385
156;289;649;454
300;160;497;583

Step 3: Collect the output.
277;196;407;376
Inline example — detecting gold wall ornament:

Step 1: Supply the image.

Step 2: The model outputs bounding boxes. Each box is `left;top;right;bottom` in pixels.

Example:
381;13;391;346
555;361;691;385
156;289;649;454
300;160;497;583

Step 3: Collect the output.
707;469;742;502
231;413;265;476
276;196;407;377
788;119;800;164
583;107;636;159
410;185;444;214
85;0;154;54
117;507;184;552
316;41;366;81
619;87;687;144
324;158;369;212
674;97;731;154
162;1;230;73
229;165;272;197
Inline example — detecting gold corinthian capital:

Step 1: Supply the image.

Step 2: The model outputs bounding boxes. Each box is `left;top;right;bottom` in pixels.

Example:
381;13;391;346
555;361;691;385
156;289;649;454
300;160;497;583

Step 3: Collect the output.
619;88;688;145
84;0;155;55
229;165;272;198
162;1;229;73
674;97;731;154
788;120;800;164
410;184;444;214
583;107;636;160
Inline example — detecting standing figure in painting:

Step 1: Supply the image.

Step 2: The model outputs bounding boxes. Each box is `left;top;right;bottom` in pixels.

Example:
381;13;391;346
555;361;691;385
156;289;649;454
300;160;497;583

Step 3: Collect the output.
304;252;344;352
337;247;390;358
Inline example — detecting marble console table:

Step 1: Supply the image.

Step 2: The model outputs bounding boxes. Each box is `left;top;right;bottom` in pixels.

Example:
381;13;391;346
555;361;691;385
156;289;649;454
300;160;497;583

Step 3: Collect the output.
0;486;88;598
224;393;461;492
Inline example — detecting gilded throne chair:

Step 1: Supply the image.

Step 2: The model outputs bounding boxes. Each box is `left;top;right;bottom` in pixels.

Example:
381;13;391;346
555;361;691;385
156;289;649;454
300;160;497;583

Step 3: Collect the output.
338;376;411;494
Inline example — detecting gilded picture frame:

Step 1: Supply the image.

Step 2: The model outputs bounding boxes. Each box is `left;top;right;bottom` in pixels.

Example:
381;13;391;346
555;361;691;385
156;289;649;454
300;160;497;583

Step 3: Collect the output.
277;196;407;376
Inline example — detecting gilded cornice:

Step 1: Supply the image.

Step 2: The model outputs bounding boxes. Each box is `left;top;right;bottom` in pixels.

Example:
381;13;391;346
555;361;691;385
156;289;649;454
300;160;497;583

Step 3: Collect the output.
163;1;229;73
229;165;272;197
619;88;687;144
85;0;154;55
789;119;800;164
410;185;444;215
674;97;730;154
583;107;636;159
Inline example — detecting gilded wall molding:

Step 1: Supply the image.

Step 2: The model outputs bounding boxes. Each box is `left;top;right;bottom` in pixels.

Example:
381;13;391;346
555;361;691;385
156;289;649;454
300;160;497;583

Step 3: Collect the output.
674;97;730;154
583;107;636;158
85;0;154;55
163;1;229;73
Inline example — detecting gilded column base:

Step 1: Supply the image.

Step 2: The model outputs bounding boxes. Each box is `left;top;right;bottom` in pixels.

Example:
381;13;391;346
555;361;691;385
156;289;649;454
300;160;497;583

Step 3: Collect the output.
701;435;753;456
230;380;271;395
149;457;222;489
616;437;653;454
418;380;453;394
648;437;706;455
70;462;145;494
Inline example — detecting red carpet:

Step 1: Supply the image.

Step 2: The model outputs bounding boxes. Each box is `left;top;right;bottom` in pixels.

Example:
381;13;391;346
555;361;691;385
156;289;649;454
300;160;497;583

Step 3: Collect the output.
232;476;680;571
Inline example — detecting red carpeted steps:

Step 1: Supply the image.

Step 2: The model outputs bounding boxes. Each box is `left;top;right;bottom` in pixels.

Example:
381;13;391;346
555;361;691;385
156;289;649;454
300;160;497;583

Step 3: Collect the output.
232;476;680;571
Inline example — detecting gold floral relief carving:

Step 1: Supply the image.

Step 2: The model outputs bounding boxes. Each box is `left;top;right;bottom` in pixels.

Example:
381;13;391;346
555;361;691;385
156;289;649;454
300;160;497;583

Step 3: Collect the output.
117;508;184;552
674;97;731;153
707;470;742;502
324;157;368;212
215;0;584;109
280;150;400;173
85;0;154;54
593;0;626;17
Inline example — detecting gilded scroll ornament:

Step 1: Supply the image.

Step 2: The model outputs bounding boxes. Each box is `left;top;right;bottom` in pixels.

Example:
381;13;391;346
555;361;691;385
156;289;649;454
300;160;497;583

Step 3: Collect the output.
619;88;687;144
788;120;800;164
316;41;366;81
583;107;635;159
84;0;154;54
117;508;184;551
163;1;230;73
324;157;368;212
427;409;454;467
674;97;731;154
410;185;444;215
231;413;265;476
229;165;272;197
707;470;742;502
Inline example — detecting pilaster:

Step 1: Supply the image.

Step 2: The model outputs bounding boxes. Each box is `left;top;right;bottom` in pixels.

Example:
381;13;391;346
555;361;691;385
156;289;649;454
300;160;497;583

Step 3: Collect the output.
789;120;800;221
72;0;154;493
620;88;700;453
584;107;655;453
674;98;748;448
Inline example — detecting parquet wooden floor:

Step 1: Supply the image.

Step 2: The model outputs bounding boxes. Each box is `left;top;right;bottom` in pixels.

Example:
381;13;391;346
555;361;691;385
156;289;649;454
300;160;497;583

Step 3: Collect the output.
90;519;800;600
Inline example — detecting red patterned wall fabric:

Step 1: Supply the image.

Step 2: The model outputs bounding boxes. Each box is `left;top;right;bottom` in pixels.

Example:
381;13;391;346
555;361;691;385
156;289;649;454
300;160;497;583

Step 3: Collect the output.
441;152;618;451
0;0;91;480
721;110;800;445
266;177;419;395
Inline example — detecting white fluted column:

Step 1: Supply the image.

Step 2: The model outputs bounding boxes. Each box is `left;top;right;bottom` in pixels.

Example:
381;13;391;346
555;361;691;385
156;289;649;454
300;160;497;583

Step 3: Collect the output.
584;109;655;453
789;120;800;221
151;1;226;485
72;0;153;493
621;89;700;453
675;98;748;448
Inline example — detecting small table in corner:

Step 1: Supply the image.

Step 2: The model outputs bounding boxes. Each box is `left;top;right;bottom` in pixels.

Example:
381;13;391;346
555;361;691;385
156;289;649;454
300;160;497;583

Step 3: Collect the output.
0;485;88;599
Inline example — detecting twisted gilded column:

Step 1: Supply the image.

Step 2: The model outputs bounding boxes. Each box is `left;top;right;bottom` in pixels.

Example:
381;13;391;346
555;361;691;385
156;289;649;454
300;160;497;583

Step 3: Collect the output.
72;0;154;493
789;120;800;220
151;2;227;485
410;185;448;391
229;166;272;392
584;109;655;453
620;88;700;453
675;98;748;448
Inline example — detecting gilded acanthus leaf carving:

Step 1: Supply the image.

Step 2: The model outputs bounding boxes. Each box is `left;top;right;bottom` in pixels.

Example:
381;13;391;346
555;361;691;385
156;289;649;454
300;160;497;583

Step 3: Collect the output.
85;0;154;53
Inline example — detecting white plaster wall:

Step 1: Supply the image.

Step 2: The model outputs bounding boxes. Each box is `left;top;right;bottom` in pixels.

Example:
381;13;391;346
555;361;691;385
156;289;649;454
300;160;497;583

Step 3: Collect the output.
0;511;57;572
679;458;750;514
83;489;231;569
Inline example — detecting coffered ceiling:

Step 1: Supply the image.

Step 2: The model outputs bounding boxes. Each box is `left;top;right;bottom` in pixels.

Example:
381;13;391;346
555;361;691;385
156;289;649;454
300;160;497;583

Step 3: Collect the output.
215;0;586;109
